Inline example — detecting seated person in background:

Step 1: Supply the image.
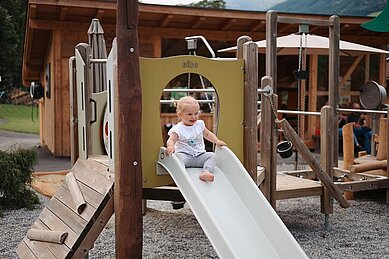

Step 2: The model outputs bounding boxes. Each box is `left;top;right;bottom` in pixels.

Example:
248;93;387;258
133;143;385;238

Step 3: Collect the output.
348;102;372;154
338;105;361;151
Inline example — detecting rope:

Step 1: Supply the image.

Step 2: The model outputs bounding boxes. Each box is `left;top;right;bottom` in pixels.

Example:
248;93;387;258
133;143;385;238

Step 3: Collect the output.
295;32;308;169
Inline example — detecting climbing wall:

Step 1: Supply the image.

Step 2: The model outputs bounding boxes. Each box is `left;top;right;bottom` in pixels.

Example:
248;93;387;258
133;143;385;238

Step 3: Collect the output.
16;157;113;259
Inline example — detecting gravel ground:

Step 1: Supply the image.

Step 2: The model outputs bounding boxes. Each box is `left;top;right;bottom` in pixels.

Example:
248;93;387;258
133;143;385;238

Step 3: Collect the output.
1;181;389;258
1;130;388;259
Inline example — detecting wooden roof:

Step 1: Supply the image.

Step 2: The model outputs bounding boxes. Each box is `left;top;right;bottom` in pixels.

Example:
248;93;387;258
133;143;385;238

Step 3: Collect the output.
23;0;389;85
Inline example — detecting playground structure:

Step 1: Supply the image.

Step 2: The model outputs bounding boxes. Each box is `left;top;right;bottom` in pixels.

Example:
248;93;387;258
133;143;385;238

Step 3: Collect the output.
258;11;389;220
17;7;389;258
18;30;310;258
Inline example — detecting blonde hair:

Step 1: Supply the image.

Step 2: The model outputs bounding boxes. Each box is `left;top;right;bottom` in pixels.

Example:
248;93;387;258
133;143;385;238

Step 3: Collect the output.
175;96;200;113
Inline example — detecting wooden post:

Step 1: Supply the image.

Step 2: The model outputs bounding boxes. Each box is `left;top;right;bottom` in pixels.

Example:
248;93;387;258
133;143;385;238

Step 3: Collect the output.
329;15;340;167
387;113;389;204
260;77;276;207
299;78;306;142
376;118;387;160
342;123;355;200
320;106;334;215
364;54;370;82
236;36;251;59
262;10;277;208
69;56;79;166
266;11;277;93
342;123;355;169
243;41;258;181
115;0;143;258
308;55;318;139
271;94;278;207
379;52;387;87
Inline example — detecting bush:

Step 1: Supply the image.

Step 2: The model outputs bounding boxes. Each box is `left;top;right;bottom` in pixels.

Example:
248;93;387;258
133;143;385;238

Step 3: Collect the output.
0;147;40;216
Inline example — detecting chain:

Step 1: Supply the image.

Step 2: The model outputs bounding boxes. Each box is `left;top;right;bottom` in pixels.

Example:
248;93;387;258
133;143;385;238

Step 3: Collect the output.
265;94;294;147
266;94;279;120
296;33;307;169
302;33;307;72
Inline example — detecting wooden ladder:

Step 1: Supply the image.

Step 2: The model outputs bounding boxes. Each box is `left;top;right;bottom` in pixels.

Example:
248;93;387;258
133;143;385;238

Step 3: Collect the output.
17;157;114;259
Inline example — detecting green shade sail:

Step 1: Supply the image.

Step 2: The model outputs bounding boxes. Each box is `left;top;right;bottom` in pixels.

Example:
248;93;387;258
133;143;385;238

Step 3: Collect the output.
361;2;389;32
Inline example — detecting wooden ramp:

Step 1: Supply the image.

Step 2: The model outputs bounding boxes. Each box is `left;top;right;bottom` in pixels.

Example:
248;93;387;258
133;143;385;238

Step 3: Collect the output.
17;157;113;259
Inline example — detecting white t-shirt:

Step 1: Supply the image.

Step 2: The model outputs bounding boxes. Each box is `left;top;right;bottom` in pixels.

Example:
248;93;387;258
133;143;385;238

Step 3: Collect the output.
168;120;206;156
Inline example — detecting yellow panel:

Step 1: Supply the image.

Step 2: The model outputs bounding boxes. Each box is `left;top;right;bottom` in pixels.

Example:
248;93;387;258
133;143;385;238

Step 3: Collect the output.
140;55;244;188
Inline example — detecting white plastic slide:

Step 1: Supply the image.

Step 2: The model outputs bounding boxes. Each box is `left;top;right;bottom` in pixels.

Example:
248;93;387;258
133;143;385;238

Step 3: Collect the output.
157;146;308;259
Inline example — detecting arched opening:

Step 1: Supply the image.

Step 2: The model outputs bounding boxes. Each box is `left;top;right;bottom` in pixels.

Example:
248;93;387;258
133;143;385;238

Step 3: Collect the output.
160;72;219;151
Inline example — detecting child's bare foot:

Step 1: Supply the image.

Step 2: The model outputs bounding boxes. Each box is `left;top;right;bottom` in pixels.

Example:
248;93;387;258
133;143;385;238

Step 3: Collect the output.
199;171;214;182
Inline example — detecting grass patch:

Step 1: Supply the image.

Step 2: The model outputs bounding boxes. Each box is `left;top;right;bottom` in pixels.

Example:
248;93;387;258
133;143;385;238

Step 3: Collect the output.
0;104;39;134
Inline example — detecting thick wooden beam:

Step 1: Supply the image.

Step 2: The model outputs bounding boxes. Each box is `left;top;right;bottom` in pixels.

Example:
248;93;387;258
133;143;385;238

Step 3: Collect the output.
329;15;340;166
115;0;143;258
266;11;277;92
387;111;389;204
307;54;318;138
29;4;37;19
364;54;370;82
379;52;387;87
160;14;174;27
96;9;105;20
59;7;68;21
278;118;350;208
339;55;363;88
278;23;294;33
250;20;265;32
191;17;206;29
320;106;334;215
243;41;258;181
27;19;265;41
377;118;388;160
29;0;116;10
350;160;387;173
260;78;277;207
53;30;65;155
220;18;237;31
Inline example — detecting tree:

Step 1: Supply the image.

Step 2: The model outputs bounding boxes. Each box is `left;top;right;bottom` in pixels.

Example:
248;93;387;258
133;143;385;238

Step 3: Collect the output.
0;0;27;91
189;0;226;9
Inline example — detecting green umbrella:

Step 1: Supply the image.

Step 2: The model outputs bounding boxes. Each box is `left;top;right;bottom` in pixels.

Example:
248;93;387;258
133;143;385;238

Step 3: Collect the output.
361;2;389;32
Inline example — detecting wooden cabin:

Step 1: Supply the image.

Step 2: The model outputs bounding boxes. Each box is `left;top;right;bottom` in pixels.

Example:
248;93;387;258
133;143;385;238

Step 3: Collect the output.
23;0;389;156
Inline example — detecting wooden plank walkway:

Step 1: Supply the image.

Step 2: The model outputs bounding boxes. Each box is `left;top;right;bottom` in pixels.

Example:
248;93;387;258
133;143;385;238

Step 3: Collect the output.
276;173;322;200
17;157;113;259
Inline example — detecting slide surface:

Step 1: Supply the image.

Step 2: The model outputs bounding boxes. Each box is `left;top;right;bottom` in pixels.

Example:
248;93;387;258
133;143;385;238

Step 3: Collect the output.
157;147;308;259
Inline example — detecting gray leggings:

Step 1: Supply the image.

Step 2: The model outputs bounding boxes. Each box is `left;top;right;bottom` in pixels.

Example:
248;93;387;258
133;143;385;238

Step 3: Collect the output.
176;152;216;173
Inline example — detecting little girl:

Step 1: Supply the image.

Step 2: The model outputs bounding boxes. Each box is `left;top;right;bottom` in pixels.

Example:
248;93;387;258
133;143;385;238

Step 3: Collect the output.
165;96;226;182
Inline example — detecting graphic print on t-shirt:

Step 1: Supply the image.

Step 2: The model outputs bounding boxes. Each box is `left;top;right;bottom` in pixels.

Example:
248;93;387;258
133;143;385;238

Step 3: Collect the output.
186;132;202;150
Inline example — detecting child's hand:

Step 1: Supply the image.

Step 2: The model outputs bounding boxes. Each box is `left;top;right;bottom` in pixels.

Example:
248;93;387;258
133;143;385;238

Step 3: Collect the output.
165;146;175;156
216;140;227;148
